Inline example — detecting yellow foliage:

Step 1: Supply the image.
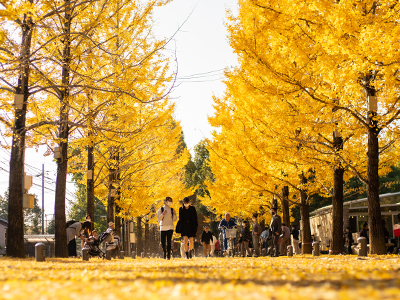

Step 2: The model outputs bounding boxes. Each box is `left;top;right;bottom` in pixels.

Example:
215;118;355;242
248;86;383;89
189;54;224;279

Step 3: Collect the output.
0;256;399;299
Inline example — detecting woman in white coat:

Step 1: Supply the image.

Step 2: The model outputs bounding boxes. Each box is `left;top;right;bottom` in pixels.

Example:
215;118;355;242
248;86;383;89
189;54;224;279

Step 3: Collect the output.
157;197;177;259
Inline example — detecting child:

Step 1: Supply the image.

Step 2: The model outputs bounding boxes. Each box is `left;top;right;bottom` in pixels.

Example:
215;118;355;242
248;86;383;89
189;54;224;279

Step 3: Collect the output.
240;220;252;257
201;225;213;257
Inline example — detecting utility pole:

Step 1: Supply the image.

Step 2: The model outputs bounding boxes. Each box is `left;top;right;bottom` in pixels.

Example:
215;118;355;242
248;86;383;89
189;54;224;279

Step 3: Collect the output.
42;164;45;234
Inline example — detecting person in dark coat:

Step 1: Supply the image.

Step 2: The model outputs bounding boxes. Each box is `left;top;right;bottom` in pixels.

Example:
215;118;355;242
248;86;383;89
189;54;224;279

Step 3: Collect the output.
239;220;252;257
178;197;198;259
360;222;369;244
344;227;354;254
201;225;213;257
269;207;281;257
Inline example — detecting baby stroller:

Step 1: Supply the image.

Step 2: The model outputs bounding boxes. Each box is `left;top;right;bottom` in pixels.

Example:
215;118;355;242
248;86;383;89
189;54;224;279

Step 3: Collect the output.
83;229;120;259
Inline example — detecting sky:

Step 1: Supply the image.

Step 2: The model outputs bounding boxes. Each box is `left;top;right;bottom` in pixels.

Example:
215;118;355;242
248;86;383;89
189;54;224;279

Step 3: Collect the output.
153;0;238;150
0;0;238;221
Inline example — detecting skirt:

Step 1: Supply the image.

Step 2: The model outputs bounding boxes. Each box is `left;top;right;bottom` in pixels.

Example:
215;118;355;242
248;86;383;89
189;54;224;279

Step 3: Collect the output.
68;239;77;257
181;221;196;238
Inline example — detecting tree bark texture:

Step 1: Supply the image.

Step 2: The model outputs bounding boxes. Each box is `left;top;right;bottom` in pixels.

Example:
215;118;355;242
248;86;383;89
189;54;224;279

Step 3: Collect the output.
299;175;312;254
54;1;71;258
150;225;156;254
332;166;344;254
7;12;33;258
367;120;385;254
282;186;290;226
331;133;344;254
115;207;121;234
107;149;116;224
365;74;385;255
136;217;142;254
87;143;94;221
260;219;265;232
144;220;149;254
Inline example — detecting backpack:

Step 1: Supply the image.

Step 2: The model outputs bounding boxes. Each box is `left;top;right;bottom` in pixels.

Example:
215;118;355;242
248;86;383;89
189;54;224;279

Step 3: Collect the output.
66;220;79;228
161;207;174;220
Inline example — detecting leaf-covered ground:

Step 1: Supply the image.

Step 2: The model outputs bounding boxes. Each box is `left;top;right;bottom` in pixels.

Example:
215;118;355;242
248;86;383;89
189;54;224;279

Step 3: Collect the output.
0;255;399;300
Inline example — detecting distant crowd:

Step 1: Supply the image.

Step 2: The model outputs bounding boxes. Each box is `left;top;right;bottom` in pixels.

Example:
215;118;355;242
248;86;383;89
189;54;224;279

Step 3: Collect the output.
65;198;400;259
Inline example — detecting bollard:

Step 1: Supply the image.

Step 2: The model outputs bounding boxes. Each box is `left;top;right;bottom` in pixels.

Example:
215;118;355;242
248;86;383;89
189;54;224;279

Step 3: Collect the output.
357;237;367;257
152;253;155;258
312;241;320;256
262;248;266;257
131;251;136;259
106;249;111;260
287;245;293;257
82;248;89;261
119;251;124;259
156;254;160;258
147;252;151;258
141;252;145;258
35;243;46;262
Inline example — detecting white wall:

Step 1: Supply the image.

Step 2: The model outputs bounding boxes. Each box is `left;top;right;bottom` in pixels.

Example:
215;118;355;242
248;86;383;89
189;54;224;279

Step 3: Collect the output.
0;223;6;252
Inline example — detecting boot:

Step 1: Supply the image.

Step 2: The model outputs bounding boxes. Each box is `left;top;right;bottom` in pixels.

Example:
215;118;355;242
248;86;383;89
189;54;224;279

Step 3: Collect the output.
189;249;193;259
185;251;189;259
163;251;167;259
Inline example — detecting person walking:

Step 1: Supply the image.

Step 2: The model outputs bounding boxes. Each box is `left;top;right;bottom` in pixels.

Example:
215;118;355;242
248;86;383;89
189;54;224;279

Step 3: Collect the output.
291;224;300;255
269;207;281;257
218;212;237;251
240;220;252;257
178;197;198;259
280;223;290;256
157;196;177;260
201;226;213;257
252;213;262;257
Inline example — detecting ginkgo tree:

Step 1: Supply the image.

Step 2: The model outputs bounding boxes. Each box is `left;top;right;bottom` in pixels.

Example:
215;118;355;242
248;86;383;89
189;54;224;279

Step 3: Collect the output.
205;0;400;255
0;0;185;257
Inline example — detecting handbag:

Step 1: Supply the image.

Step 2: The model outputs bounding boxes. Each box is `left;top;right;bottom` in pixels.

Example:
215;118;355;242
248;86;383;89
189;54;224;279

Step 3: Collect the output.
175;220;182;234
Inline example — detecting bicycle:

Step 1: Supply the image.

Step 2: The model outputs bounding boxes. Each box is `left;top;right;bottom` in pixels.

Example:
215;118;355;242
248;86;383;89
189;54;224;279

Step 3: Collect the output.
223;226;238;257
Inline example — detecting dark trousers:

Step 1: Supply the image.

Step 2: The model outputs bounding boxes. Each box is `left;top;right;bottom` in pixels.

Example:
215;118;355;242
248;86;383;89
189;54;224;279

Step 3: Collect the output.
347;246;352;254
160;230;173;258
272;234;280;257
68;239;77;257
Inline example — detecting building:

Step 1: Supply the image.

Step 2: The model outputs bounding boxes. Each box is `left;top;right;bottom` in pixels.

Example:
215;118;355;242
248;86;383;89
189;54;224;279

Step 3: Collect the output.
24;235;55;257
0;216;7;254
310;192;400;249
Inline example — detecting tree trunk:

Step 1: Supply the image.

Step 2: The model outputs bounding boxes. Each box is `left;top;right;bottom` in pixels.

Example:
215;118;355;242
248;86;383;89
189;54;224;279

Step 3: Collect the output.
365;74;385;255
150;225;156;254
54;1;71;258
260;219;265;232
115;207;121;234
282;186;290;226
300;174;312;254
367;121;385;254
136;217;142;254
107;192;114;225
332;166;344;254
144;220;149;254
86;142;94;221
107;148;116;225
331;133;344;254
7;12;33;258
